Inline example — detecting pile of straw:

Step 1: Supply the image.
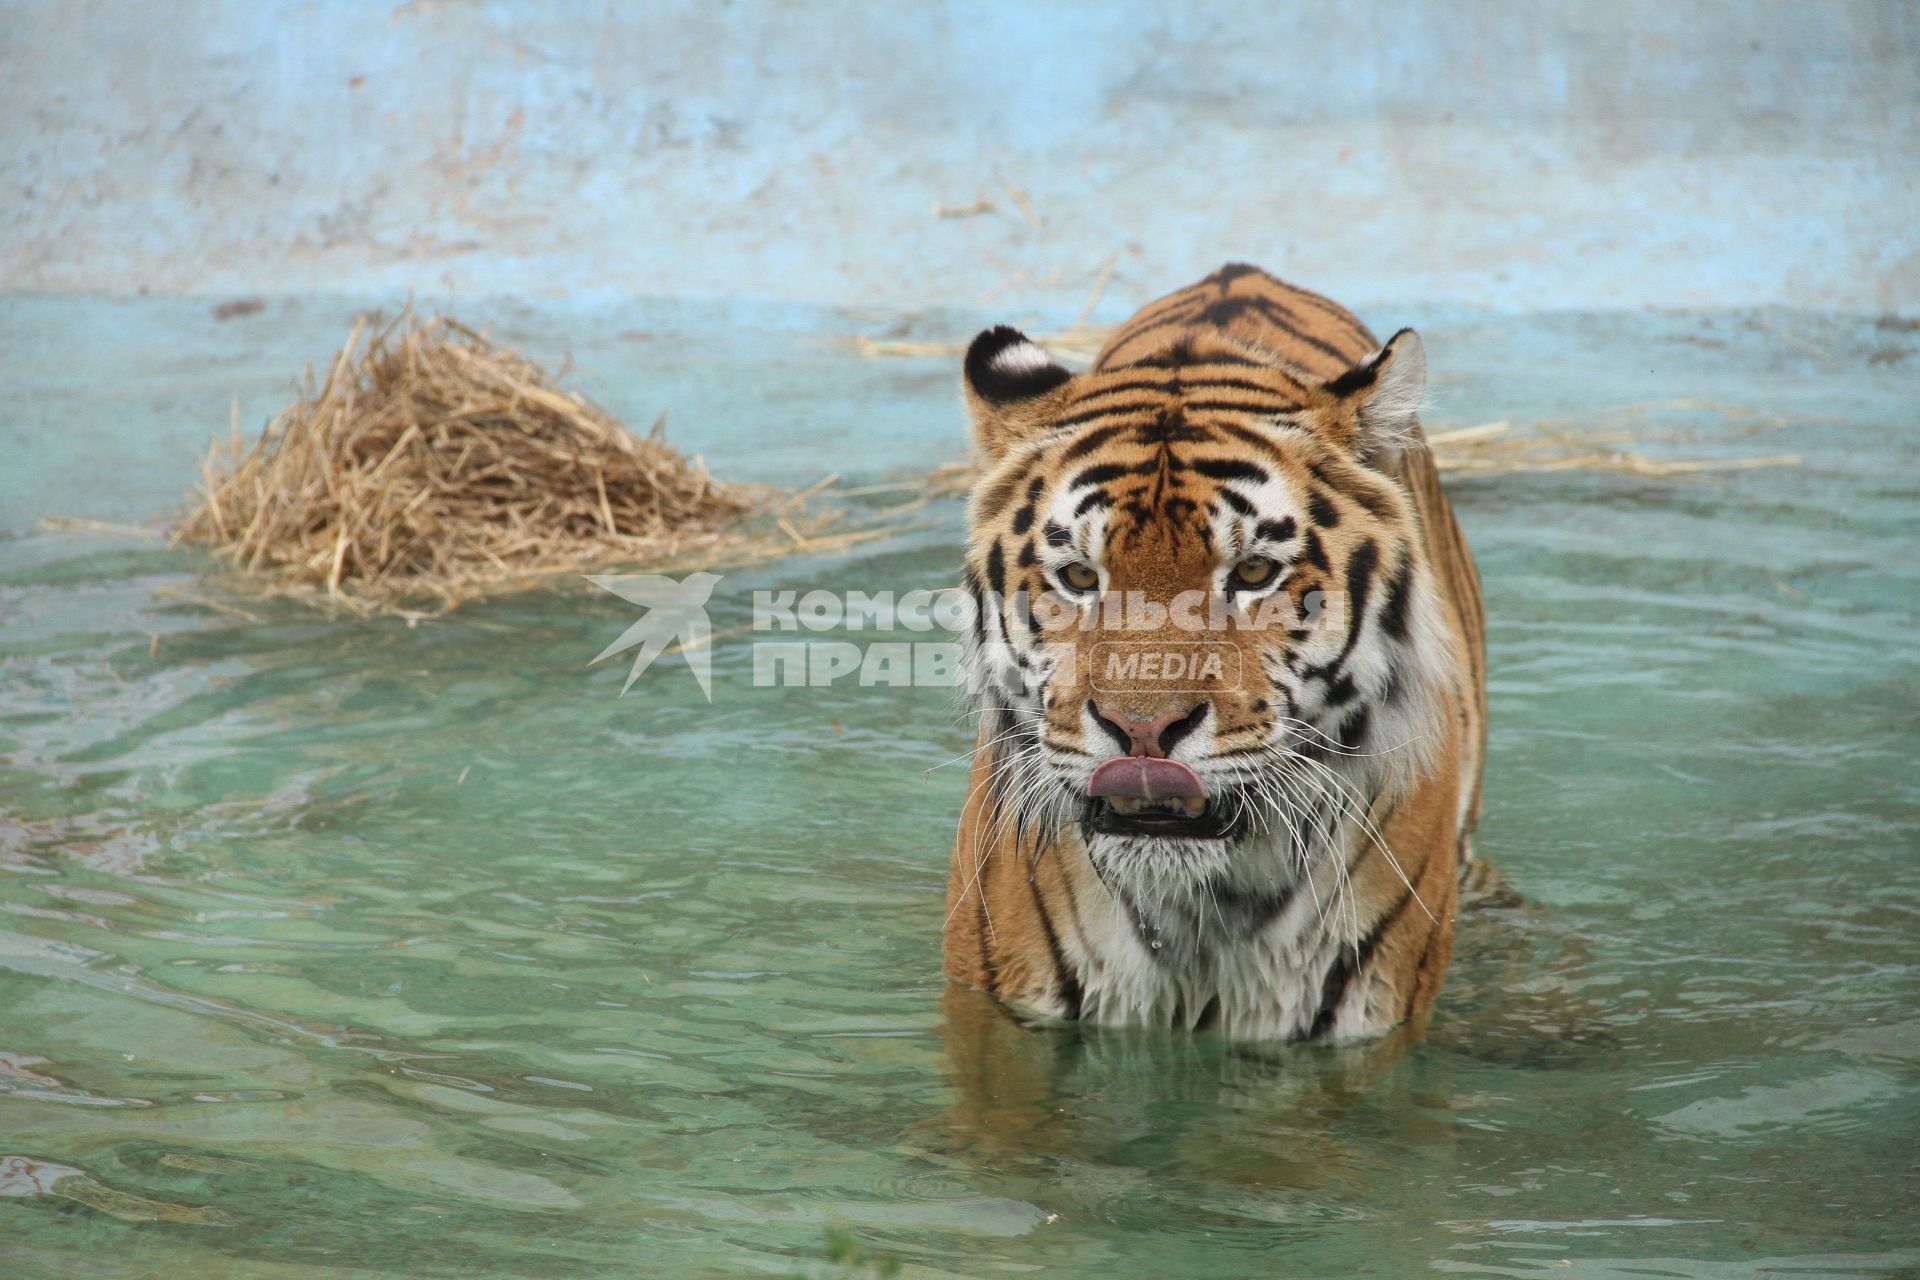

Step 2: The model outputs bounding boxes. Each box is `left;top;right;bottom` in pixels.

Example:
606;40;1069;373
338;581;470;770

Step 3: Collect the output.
176;313;850;615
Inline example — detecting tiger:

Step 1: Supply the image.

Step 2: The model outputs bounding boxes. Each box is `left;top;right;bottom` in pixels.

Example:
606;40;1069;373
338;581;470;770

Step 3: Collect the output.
943;263;1487;1043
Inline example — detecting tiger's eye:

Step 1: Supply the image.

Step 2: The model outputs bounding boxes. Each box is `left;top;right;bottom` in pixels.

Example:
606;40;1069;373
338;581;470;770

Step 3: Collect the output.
1061;562;1100;592
1232;556;1278;588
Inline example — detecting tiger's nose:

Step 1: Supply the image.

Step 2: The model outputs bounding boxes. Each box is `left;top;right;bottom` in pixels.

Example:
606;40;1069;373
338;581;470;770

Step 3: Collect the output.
1090;701;1209;758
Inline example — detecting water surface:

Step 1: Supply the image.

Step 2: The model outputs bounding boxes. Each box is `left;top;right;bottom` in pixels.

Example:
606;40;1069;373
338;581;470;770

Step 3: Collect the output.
1;296;1915;1277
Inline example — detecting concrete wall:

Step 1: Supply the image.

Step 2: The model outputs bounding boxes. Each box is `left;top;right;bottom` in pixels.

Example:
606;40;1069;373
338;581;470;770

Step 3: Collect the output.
4;0;1917;312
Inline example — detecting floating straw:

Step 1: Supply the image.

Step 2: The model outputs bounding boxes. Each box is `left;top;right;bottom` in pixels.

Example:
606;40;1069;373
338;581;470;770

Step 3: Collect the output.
174;310;872;616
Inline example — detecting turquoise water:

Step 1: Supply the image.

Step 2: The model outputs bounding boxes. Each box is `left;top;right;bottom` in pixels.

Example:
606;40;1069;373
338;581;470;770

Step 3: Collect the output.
1;297;1916;1278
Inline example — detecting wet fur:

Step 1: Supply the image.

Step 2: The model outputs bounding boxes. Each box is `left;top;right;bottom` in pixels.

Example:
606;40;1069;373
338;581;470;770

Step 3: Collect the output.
944;265;1487;1043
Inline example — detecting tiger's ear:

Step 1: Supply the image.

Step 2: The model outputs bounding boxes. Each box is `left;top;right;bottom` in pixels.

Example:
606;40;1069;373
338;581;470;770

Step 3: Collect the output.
1321;328;1427;461
963;326;1075;460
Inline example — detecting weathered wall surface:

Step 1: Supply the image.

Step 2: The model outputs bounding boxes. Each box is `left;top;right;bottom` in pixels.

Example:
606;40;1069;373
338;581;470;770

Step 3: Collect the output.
4;0;1916;311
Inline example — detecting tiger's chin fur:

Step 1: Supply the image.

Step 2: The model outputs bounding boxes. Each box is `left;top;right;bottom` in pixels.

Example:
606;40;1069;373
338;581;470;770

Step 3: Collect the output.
943;264;1488;1044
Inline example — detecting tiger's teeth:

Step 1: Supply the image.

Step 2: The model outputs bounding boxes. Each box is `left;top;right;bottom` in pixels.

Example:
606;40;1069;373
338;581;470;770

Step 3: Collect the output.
1101;795;1208;819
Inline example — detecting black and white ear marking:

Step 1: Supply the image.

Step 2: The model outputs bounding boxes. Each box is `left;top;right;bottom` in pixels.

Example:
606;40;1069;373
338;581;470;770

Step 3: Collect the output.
964;326;1072;404
1325;328;1427;459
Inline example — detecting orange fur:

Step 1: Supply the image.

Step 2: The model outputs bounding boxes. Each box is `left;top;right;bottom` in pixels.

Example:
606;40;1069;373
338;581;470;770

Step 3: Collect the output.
945;265;1487;1042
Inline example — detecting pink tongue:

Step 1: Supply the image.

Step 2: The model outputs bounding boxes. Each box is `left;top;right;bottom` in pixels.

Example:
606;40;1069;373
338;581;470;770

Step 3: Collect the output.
1088;757;1207;801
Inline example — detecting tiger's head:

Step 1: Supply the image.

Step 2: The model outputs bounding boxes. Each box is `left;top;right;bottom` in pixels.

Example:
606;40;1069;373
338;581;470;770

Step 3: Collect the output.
958;323;1459;902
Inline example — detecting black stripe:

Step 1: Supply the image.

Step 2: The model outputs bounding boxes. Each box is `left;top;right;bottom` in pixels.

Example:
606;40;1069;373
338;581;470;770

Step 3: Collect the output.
1009;475;1044;534
1175;373;1306;396
1307;489;1341;528
1334;703;1372;750
1026;870;1083;1020
1378;553;1412;642
1347;480;1396;519
1072;490;1108;518
984;541;1006;597
1308;952;1358;1040
1302;529;1331;572
1255;516;1297;544
1205;420;1298;459
1329;538;1380;673
1059;423;1131;459
1169;352;1274;370
1127;347;1265;370
1212;880;1298;938
1177;397;1300;416
1300;537;1382;688
1051;400;1166;430
1065;376;1177;402
1043;520;1074;548
963;567;988;640
1235;295;1356;365
1308;880;1416;1039
1216;488;1254;516
978;470;1021;518
1402;911;1445;1018
1137;405;1206;446
1323;359;1378;397
1096;334;1186;372
1198;296;1256;328
1069;461;1153;489
1308;460;1397;518
1190;458;1270;484
1275;282;1376;345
